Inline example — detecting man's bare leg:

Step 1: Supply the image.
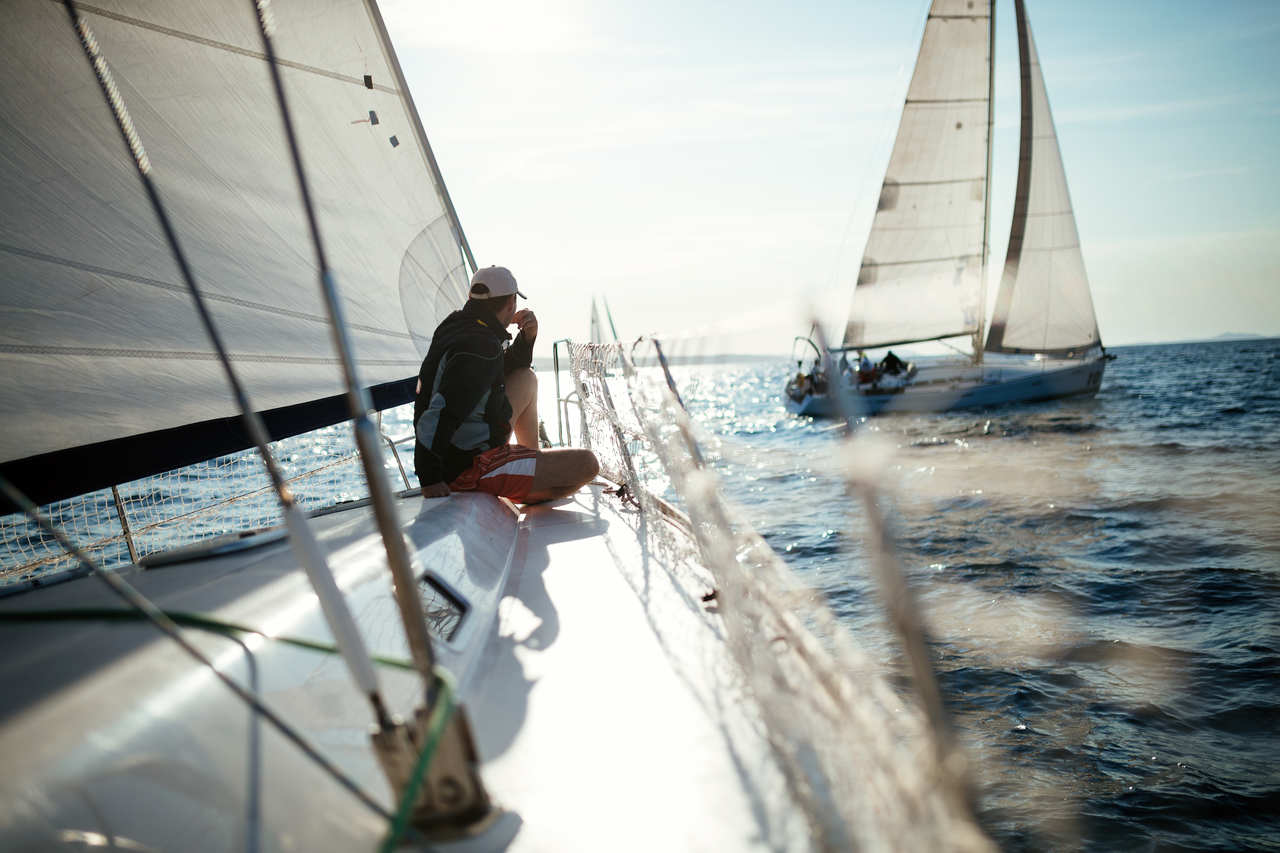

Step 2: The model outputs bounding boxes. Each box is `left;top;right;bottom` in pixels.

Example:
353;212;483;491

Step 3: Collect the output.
504;367;540;448
505;367;600;502
523;448;600;504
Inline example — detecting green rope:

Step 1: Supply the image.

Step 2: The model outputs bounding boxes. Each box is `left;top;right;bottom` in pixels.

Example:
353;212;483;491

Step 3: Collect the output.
2;607;465;848
380;666;458;853
0;608;417;672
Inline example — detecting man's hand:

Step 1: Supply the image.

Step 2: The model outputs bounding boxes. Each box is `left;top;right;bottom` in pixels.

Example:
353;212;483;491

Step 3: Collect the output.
420;481;450;499
513;308;538;343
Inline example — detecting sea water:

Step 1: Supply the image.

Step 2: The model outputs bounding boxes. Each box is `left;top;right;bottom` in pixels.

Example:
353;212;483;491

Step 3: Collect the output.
669;338;1280;850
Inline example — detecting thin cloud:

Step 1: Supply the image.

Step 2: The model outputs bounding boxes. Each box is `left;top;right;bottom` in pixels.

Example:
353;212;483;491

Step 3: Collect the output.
1153;165;1251;184
434;60;903;167
1087;224;1280;257
379;0;608;57
1055;92;1270;125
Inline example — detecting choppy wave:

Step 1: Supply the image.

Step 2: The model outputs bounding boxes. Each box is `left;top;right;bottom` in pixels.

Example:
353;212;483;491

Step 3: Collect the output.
675;338;1280;850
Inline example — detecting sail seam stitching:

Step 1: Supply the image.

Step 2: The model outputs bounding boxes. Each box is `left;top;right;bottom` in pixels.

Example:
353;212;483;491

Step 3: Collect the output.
862;254;980;268
0;343;415;365
843;331;978;349
62;1;400;94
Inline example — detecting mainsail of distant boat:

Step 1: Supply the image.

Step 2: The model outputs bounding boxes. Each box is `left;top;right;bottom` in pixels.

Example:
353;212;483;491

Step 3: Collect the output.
844;0;994;355
788;0;1109;417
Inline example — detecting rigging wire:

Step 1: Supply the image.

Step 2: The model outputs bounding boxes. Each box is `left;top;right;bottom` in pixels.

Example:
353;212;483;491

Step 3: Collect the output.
826;0;933;343
0;473;398;829
46;4;453;831
603;337;990;847
0;607;419;672
246;0;441;697
809;320;984;824
58;0;395;734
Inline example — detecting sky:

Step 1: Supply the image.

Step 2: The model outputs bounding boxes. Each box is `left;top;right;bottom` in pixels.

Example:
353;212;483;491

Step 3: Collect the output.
379;0;1280;355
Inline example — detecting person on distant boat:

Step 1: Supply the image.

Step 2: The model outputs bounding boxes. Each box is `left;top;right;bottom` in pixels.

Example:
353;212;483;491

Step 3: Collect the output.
414;266;598;504
810;358;828;395
879;350;907;376
857;351;874;384
789;367;810;401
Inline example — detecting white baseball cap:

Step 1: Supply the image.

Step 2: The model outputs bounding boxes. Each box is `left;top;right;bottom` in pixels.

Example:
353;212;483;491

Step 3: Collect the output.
469;265;526;300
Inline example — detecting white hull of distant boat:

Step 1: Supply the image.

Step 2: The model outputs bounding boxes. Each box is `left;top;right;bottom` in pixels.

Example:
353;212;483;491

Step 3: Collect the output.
785;354;1107;417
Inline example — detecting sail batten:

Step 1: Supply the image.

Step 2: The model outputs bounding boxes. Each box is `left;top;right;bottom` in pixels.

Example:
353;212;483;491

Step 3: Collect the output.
893;177;987;186
843;0;992;351
862;254;980;269
0;0;471;485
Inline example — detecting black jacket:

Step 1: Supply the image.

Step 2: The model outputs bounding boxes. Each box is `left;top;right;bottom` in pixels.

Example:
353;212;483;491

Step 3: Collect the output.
413;301;534;486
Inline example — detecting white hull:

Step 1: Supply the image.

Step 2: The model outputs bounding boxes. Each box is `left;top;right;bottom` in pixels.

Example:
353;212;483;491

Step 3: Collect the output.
785;355;1107;417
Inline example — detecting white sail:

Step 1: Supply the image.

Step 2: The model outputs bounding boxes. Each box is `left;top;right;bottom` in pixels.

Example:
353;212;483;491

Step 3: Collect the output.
0;0;470;471
844;0;992;350
985;0;1101;355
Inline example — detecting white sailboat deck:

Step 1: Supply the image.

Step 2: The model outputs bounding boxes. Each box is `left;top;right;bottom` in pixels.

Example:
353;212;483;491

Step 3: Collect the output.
470;487;787;851
0;484;792;851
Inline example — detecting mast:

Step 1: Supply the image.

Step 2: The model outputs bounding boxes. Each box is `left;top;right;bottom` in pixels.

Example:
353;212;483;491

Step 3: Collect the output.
603;296;622;343
590;299;603;347
986;0;1033;354
974;0;997;364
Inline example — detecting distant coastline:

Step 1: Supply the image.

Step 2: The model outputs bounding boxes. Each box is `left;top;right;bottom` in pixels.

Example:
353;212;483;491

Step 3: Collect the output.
1115;332;1279;347
532;334;1280;369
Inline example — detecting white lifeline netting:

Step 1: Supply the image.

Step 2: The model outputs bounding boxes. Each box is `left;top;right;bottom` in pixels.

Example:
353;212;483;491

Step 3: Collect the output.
567;340;992;851
0;407;417;588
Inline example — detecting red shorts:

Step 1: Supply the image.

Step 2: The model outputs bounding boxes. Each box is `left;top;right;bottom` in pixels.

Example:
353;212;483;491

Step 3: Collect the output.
449;444;538;501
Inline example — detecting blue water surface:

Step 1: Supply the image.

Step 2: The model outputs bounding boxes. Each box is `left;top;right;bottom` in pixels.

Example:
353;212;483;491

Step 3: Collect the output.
670;339;1280;851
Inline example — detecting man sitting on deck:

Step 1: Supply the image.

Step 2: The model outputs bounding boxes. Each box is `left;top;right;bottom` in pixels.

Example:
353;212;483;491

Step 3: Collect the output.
414;266;599;504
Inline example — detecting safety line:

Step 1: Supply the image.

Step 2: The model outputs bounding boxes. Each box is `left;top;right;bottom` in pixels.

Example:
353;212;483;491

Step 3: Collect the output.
0;607;417;672
0;473;398;827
